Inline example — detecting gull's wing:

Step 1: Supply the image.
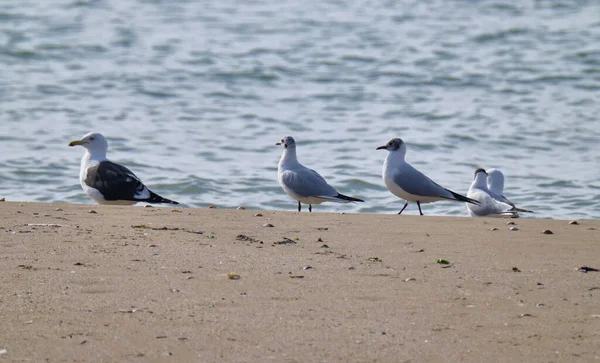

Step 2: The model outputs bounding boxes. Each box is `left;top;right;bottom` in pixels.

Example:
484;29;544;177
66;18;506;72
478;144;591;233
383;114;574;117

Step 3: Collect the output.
467;188;518;217
85;160;150;201
280;167;338;198
392;164;456;199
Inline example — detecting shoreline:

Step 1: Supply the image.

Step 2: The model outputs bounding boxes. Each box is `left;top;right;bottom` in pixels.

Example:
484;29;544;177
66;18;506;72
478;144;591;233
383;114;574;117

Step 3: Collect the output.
1;202;599;362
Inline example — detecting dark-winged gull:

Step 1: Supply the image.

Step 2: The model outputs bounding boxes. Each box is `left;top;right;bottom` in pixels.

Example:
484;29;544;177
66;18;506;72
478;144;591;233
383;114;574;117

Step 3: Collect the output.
276;136;364;212
376;138;478;215
486;168;533;214
68;132;179;205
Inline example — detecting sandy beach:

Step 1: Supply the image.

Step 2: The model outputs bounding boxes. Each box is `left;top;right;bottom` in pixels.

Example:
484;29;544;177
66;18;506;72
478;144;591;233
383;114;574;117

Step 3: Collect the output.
0;201;598;362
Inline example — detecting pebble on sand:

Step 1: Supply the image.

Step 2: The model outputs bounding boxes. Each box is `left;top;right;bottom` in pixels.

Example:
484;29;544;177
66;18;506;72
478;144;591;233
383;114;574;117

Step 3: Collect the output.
541;229;553;235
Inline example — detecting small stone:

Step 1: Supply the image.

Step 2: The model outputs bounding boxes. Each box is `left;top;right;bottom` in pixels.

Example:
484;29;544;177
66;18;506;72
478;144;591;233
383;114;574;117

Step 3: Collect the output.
512;267;521;272
208;205;217;209
509;227;519;231
490;227;498;231
569;220;579;225
536;303;545;307
227;272;240;280
519;313;533;318
254;213;263;217
303;266;313;270
54;208;63;211
144;204;153;208
317;237;323;242
541;229;553;235
404;277;416;282
88;210;97;214
263;223;274;228
237;206;246;210
506;221;516;225
147;244;158;248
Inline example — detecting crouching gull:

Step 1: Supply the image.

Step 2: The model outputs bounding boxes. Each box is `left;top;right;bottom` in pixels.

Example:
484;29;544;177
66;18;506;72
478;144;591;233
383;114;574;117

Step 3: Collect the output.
276;136;364;212
68;132;179;205
376;138;479;215
466;168;520;217
486;168;533;214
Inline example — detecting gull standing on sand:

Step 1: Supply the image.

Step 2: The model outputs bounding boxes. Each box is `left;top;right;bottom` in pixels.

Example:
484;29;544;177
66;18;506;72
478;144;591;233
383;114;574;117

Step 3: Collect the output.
277;136;364;212
68;132;179;205
466;168;520;217
376;138;479;215
487;168;533;213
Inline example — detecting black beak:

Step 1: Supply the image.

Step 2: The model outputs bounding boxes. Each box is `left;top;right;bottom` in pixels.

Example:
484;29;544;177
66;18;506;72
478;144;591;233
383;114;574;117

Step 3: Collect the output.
276;142;281;146
376;145;386;150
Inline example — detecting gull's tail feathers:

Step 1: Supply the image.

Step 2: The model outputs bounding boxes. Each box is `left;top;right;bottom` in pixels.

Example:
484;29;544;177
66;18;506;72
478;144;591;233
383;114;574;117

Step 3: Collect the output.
145;190;180;205
447;190;480;205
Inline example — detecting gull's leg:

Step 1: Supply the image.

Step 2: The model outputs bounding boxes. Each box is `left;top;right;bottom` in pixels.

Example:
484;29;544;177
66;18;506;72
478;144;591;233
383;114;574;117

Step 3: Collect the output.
309;204;312;212
298;201;301;212
417;201;424;216
398;201;409;214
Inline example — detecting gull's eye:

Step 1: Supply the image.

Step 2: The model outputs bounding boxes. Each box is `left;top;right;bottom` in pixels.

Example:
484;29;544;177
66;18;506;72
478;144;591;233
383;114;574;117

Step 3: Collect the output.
89;136;95;141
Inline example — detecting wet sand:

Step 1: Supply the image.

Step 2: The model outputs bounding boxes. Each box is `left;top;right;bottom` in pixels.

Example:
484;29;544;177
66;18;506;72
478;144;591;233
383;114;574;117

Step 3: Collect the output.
0;201;599;362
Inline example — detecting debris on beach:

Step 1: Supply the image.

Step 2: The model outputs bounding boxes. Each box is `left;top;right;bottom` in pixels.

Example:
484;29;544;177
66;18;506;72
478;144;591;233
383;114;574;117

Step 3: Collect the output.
88;210;97;214
118;307;136;313
509;227;519;231
321;244;329;248
404;277;416;282
208;205;217;209
237;206;246;210
435;259;450;265
254;213;263;217
236;235;263;244
512;267;521;272
303;266;313;270
274;237;296;245
368;257;382;262
263;223;274;228
569;220;579;225
541;229;553;234
577;266;599;273
506;221;516;225
519;313;533;318
227;272;241;280
490;227;498;231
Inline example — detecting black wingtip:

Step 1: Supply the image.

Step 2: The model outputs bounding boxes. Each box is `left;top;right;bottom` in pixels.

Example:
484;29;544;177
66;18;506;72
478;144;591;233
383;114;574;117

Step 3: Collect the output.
447;190;479;205
147;191;179;204
336;193;365;203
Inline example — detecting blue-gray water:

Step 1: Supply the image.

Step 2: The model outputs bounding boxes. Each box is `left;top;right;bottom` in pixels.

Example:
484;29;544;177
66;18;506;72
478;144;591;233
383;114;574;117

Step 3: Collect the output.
1;0;599;219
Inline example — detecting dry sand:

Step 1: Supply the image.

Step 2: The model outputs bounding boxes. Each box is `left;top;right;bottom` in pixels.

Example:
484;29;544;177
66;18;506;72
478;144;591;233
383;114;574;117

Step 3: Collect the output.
0;201;599;362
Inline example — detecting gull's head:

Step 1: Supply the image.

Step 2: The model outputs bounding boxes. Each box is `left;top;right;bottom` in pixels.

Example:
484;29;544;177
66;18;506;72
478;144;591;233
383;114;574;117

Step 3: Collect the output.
473;168;487;180
68;132;109;152
276;136;296;149
376;138;405;152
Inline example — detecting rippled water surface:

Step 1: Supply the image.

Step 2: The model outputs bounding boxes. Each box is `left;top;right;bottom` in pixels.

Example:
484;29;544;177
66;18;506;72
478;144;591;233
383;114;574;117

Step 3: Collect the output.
1;0;599;219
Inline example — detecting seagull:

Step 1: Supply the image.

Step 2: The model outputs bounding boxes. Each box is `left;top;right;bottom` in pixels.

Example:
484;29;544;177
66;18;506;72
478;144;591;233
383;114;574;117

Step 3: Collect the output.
376;138;479;215
277;136;364;212
466;168;519;217
486;168;533;213
68;132;179;205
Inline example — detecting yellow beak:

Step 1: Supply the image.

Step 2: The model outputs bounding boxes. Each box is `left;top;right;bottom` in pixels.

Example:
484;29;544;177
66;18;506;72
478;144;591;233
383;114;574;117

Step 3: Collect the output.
68;140;84;147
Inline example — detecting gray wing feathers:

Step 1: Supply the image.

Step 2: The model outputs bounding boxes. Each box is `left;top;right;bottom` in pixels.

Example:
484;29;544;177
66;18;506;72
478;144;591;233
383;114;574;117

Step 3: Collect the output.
281;169;338;198
392;165;454;199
